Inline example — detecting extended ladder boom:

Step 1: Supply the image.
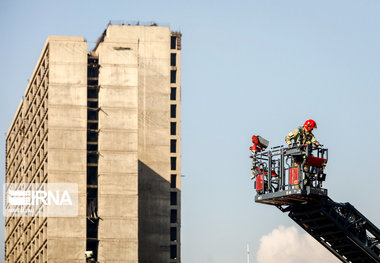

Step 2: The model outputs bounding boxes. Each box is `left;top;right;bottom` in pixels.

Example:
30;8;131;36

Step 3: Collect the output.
283;197;380;263
249;136;380;262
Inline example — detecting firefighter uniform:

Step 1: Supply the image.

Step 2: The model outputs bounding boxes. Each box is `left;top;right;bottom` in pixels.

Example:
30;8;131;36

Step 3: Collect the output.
285;126;319;147
286;120;320;188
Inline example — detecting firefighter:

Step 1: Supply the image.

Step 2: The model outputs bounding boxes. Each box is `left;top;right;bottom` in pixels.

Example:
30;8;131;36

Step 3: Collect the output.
285;119;320;147
285;119;320;188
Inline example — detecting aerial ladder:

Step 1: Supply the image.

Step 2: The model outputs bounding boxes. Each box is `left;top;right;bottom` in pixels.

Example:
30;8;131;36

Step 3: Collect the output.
250;135;380;263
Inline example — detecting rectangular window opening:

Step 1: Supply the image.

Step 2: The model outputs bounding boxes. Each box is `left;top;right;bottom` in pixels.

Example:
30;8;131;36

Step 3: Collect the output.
88;100;98;108
170;87;176;101
170;245;177;259
87;153;98;164
171;157;177;171
170;227;177;241
170;209;177;223
88;57;99;65
86;239;99;261
171;174;177;188
170;70;176;83
170;105;177;118
87;187;97;199
87;68;99;78
171;36;177;49
87;131;98;143
87;88;99;99
170;139;177;153
88;122;98;130
170;192;177;206
88;109;98;121
87;143;98;152
170;122;176;135
86;220;98;238
170;53;177;66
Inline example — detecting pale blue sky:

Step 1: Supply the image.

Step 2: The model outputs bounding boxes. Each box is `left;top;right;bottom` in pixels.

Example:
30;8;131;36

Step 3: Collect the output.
1;1;380;262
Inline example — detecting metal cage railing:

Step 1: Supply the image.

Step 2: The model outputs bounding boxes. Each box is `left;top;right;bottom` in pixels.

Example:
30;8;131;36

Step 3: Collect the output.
250;136;328;195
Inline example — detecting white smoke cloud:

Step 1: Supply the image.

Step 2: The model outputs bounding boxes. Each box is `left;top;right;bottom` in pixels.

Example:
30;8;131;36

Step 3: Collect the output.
256;226;339;263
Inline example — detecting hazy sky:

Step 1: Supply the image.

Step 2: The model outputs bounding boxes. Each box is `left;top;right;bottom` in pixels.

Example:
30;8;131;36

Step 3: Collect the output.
1;1;380;262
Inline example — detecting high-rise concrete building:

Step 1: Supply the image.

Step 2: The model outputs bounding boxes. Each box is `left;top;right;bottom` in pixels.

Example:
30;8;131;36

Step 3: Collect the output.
5;24;181;263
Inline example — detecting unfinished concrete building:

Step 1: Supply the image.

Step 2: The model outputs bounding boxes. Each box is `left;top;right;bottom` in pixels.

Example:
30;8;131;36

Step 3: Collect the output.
5;24;181;263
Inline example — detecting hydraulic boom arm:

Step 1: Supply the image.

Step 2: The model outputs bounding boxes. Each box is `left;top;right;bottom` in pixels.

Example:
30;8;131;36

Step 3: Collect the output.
250;135;380;263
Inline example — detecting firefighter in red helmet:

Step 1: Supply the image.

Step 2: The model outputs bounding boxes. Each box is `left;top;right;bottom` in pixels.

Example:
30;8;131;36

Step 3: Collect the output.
286;119;321;188
285;119;320;147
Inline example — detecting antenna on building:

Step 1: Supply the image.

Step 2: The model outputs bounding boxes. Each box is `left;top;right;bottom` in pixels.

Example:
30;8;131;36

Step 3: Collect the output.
247;243;250;263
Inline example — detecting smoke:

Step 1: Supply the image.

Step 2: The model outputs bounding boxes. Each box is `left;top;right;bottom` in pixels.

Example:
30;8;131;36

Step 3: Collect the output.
256;226;339;263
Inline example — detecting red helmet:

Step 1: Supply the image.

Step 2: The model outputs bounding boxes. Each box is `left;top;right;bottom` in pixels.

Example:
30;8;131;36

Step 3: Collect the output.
304;119;317;131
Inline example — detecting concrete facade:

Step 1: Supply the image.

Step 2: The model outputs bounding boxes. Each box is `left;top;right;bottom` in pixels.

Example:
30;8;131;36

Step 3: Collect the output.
5;25;181;263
